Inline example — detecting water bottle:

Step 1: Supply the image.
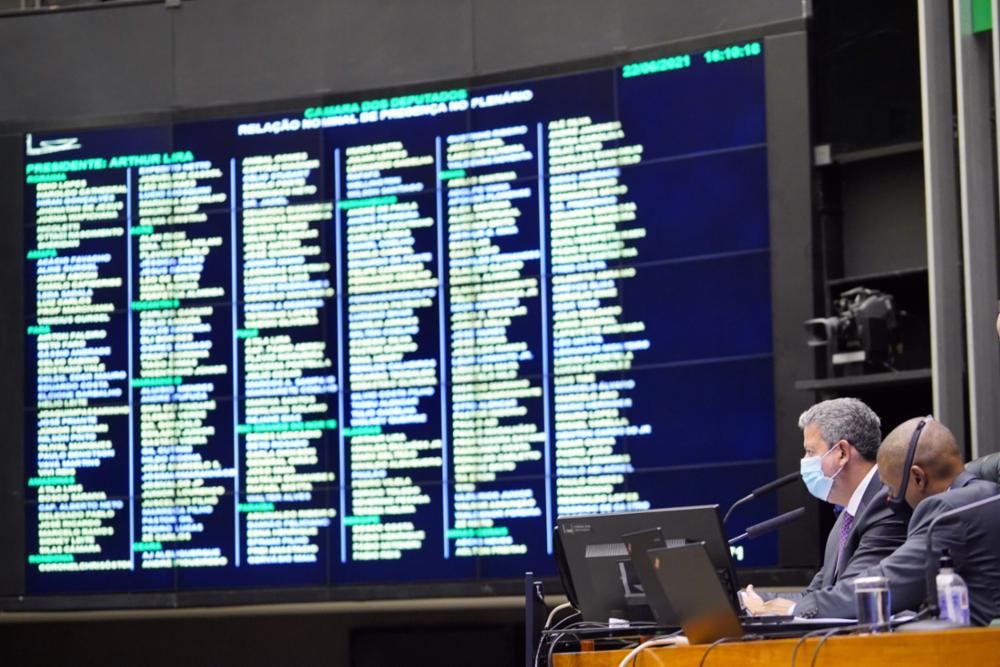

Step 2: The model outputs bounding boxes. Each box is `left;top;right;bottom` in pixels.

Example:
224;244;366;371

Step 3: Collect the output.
936;549;970;626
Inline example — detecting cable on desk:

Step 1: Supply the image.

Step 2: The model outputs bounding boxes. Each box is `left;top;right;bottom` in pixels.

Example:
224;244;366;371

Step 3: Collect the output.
535;612;588;667
790;627;840;667
541;621;625;667
541;621;668;667
807;627;855;667
791;624;869;667
545;602;575;629
533;617;588;667
697;634;762;667
543;630;578;667
616;632;687;667
889;607;931;628
789;608;935;667
804;609;933;667
539;622;661;640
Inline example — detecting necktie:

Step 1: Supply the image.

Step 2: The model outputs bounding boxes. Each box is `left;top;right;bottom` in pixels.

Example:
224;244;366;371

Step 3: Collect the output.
837;510;854;568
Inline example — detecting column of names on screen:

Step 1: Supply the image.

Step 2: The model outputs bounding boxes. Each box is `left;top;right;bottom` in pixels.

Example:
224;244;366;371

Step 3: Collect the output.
27;167;132;573
238;151;337;567
442;125;547;558
132;158;233;569
338;141;441;562
547;116;652;516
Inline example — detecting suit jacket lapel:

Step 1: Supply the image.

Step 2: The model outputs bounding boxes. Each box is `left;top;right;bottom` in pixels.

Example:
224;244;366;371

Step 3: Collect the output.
823;510;843;586
832;472;883;579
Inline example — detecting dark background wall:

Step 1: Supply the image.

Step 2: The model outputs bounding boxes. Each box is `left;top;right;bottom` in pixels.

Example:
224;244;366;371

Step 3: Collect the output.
0;0;806;128
805;0;932;434
2;599;528;666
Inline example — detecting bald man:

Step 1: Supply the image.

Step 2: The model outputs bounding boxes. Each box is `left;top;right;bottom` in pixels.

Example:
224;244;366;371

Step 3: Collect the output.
784;418;1000;623
870;418;1000;625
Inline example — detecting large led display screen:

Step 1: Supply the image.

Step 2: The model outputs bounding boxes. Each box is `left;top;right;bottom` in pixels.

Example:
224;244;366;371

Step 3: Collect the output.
22;40;777;595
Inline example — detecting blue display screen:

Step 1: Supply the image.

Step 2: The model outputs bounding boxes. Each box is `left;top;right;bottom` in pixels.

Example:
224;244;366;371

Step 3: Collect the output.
22;41;777;595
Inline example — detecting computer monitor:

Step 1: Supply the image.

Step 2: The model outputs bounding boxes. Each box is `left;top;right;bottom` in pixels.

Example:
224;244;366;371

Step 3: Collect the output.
555;505;737;623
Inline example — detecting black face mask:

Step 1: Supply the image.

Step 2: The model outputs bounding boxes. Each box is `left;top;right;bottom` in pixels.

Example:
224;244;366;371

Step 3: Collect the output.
885;417;932;522
887;487;913;521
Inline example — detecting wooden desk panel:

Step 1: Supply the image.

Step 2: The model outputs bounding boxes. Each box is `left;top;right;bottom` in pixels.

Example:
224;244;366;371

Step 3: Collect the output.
553;627;1000;667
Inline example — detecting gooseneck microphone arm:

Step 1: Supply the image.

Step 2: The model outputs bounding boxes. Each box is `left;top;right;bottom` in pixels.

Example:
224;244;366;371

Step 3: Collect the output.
723;495;754;524
728;506;806;545
923;493;1000;618
723;471;801;524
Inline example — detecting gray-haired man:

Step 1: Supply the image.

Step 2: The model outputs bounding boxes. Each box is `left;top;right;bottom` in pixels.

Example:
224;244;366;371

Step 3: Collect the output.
743;398;908;617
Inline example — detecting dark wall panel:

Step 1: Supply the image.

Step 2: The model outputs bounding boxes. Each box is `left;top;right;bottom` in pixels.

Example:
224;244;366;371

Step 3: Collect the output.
0;132;24;597
0;603;526;666
764;32;822;568
0;0;805;128
840;153;927;276
317;0;475;93
620;0;807;48
174;0;333;107
471;0;623;74
0;5;172;125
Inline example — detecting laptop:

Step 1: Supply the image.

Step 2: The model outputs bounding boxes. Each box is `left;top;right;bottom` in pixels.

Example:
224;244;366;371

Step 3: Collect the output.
647;542;856;644
647;542;743;643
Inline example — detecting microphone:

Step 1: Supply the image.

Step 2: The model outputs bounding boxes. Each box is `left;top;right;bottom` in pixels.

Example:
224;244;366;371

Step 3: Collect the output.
723;471;801;523
923;493;1000;618
728;506;806;545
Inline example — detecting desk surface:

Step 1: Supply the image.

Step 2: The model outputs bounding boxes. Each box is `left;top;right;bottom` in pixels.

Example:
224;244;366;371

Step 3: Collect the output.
552;626;1000;667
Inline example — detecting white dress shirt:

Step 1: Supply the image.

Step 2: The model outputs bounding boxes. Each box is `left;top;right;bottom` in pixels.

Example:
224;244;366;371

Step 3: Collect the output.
845;464;879;517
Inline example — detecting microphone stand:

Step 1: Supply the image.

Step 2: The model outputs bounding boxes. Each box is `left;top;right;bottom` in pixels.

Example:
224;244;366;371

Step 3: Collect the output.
723;472;800;524
728;507;806;545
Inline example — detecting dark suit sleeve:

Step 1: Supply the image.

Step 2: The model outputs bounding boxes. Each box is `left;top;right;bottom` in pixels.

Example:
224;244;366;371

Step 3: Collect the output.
756;520;832;605
758;529;828;605
794;498;947;619
863;499;945;615
793;507;909;618
802;568;824;595
758;590;805;603
802;513;841;595
903;483;1000;626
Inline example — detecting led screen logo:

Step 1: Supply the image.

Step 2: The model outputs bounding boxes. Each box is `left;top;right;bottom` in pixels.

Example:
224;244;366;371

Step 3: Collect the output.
25;133;81;157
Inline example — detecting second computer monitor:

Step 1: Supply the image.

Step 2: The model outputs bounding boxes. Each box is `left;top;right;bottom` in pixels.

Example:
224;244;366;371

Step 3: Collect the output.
555;505;736;623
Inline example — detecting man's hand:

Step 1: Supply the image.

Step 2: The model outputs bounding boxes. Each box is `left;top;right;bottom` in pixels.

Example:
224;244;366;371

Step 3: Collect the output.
740;584;765;615
739;585;796;617
758;597;795;616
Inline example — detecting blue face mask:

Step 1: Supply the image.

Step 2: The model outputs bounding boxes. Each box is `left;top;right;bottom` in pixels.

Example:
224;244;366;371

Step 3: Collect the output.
800;445;844;502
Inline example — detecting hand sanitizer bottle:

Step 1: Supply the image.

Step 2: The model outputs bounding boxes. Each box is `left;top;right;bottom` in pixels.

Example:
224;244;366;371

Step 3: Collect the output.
936;549;970;626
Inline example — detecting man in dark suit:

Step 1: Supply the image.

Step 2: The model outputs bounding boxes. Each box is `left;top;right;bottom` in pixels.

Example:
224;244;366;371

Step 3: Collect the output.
851;418;1000;625
743;398;908;617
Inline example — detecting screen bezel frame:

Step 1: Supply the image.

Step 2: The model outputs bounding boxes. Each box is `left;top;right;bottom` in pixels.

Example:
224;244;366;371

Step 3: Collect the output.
0;23;817;610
